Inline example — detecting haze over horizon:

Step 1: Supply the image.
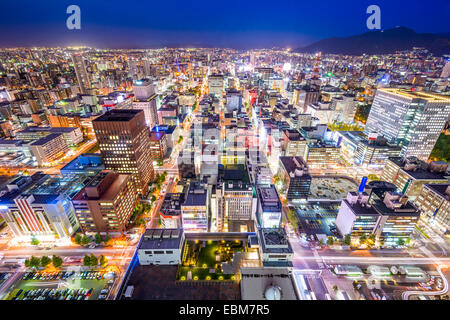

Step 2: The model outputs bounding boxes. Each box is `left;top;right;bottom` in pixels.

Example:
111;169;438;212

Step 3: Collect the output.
0;0;449;49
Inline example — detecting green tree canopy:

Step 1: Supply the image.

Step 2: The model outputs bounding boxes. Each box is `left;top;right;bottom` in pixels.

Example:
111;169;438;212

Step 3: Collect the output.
74;234;82;245
40;256;51;268
94;233;103;245
81;235;91;246
52;256;63;268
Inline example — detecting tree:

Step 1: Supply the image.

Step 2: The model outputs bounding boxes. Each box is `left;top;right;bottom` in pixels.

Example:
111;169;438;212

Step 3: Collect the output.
25;259;31;268
100;255;107;267
367;233;376;247
157;159;164;166
74;234;82;245
326;236;334;246
29;256;41;269
151;195;156;202
333;285;338;292
104;234;112;243
318;239;324;246
343;234;351;246
31;236;40;246
94;233;103;245
359;233;367;245
81;235;91;246
397;238;405;246
287;209;299;230
40;256;51;268
83;254;91;267
52;256;63;268
89;254;98;267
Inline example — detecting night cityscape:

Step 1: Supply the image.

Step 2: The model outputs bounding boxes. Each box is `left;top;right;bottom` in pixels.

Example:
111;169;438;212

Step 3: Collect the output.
0;0;449;312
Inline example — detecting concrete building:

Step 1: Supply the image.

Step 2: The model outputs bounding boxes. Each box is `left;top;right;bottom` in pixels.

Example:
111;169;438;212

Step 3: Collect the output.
15;126;83;146
216;165;255;232
60;153;104;176
208;74;225;98
256;185;282;228
29;133;69;166
278;156;311;200
240;267;298;300
336;131;402;168
336;181;420;245
137;228;185;265
281;129;308;159
72;54;91;94
381;157;449;200
160;193;185;229
149;131;168;160
364;88;450;161
415;184;450;236
72;171;138;233
133;79;155;100
181;181;209;232
0;173;84;240
258;228;293;267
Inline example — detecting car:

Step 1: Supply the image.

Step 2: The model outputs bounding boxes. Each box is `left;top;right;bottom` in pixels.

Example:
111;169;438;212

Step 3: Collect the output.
101;289;108;294
15;289;23;297
98;295;107;300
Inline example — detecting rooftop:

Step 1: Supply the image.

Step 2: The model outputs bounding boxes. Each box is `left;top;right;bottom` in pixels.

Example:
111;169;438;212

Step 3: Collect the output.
93;109;142;122
139;228;183;250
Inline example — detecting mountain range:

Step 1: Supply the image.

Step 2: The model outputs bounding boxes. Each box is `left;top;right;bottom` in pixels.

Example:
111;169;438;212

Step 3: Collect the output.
295;27;450;56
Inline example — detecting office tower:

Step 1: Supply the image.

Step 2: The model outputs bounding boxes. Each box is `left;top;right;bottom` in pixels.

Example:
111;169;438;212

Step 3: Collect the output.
72;54;91;94
415;184;450;236
93;109;154;195
278;156;312;200
72;171;138;233
132;79;157;128
364;88;450;161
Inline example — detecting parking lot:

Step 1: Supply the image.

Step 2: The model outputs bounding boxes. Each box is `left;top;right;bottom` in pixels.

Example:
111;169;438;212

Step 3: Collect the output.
294;203;340;237
5;270;116;300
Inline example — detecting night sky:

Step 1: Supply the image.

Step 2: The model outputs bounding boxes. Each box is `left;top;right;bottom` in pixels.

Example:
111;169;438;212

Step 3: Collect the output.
0;0;449;49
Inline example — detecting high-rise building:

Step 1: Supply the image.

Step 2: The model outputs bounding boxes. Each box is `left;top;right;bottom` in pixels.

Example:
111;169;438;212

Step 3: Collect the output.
72;171;138;233
93;109;154;195
72;54;91;94
364;88;450;161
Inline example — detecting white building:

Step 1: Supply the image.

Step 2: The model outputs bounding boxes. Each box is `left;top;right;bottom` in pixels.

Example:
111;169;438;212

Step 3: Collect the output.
137;229;184;265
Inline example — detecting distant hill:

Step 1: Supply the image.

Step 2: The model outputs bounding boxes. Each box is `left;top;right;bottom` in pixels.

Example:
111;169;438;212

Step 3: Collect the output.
295;27;450;56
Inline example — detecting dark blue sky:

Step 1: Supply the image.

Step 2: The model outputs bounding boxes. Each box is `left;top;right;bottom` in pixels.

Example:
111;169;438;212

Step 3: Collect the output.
0;0;449;48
